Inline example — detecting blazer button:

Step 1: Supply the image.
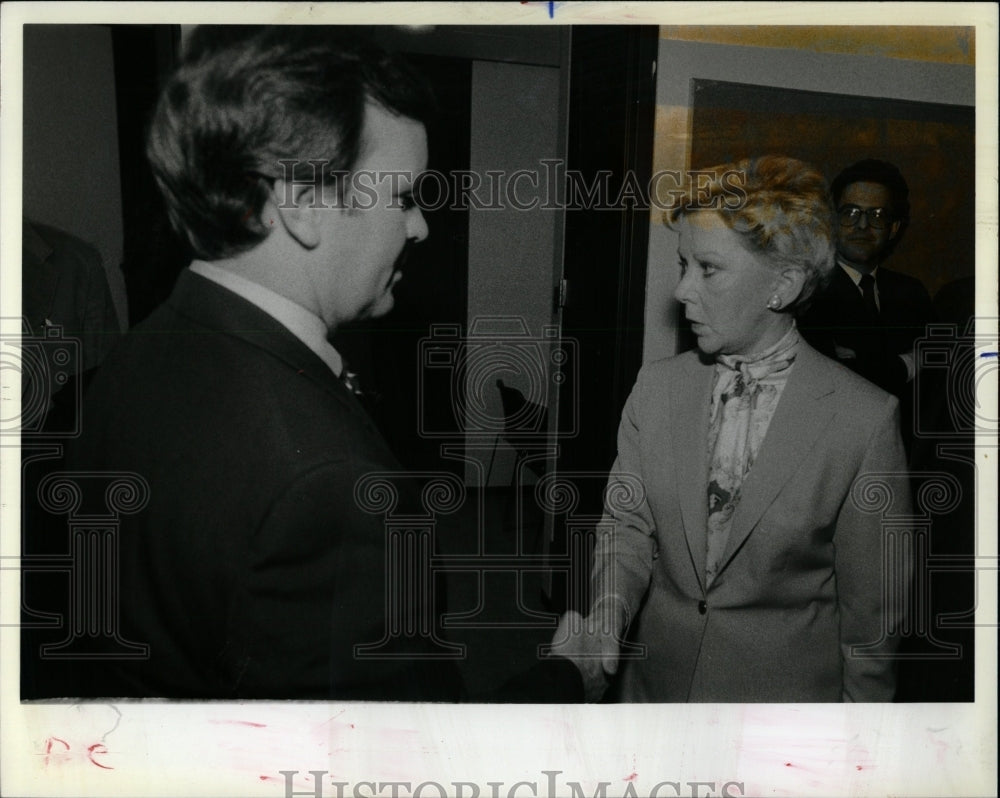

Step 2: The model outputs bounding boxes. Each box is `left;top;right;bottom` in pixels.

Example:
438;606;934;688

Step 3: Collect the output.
698;600;707;615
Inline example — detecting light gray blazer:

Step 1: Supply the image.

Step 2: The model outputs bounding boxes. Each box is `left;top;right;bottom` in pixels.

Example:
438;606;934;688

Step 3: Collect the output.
592;340;910;702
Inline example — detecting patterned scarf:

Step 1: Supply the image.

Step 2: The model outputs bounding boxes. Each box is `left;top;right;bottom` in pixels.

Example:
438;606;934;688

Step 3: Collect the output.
705;324;800;587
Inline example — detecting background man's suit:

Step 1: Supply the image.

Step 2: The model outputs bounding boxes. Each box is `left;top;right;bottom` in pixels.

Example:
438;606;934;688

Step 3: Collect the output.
799;265;936;397
58;270;578;700
21;218;121;430
592;341;909;702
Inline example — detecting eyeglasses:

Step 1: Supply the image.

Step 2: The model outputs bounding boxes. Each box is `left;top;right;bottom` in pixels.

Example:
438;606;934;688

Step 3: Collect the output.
838;205;893;230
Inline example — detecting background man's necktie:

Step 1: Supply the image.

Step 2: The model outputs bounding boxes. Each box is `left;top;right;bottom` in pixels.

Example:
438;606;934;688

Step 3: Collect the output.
859;273;879;320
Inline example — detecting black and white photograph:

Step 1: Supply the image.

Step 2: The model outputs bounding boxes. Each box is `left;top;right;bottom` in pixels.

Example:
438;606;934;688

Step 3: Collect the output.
1;3;996;797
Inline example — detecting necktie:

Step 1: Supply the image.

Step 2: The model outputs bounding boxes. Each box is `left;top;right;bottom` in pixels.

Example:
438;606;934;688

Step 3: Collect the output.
859;273;879;320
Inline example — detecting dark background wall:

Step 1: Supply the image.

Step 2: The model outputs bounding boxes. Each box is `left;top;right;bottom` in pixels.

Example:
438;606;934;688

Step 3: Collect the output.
22;24;127;329
690;80;974;300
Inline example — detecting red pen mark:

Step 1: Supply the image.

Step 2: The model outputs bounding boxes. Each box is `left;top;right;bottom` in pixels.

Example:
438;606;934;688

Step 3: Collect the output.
856;765;863;771
624;773;638;782
260;775;280;782
41;738;114;770
785;762;794;767
43;737;70;766
210;719;267;728
87;743;113;770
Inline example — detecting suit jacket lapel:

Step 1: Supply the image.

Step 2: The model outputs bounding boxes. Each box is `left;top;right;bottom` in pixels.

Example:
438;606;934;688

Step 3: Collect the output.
833;266;867;324
717;342;838;576
167;269;367;421
21;221;60;333
670;354;714;593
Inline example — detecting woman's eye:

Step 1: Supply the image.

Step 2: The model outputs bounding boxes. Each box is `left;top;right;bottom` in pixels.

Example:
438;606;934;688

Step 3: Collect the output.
701;262;717;276
677;258;688;276
398;193;417;210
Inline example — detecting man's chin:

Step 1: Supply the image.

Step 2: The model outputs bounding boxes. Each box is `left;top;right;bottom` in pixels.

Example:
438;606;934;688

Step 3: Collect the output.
370;293;396;319
839;241;879;259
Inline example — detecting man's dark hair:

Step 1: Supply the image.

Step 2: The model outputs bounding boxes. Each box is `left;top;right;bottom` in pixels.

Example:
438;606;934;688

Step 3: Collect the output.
147;26;434;260
830;159;911;250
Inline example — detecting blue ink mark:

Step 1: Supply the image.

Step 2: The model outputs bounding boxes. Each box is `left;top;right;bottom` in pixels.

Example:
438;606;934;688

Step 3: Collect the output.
549;1;555;18
981;351;998;359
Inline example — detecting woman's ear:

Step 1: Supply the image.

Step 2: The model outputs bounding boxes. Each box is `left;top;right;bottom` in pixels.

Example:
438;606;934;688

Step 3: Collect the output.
265;179;322;249
773;266;807;309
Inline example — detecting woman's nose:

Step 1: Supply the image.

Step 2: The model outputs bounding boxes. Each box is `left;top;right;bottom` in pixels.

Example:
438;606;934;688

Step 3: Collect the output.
674;270;694;304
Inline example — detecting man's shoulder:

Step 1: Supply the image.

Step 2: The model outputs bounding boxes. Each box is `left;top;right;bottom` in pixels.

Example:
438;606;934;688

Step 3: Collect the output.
801;266;858;312
878;266;930;294
24;219;102;264
84;301;350;432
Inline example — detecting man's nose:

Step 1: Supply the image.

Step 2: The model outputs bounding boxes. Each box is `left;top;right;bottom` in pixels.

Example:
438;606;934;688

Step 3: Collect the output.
408;208;429;243
856;211;870;230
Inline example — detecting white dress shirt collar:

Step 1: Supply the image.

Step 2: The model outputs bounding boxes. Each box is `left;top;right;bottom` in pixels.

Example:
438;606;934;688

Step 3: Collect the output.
837;259;880;309
837;259;878;287
188;260;344;377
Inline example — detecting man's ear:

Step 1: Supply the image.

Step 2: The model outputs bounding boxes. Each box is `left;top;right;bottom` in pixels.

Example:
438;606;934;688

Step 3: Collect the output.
774;265;807;308
889;219;902;241
266;179;322;249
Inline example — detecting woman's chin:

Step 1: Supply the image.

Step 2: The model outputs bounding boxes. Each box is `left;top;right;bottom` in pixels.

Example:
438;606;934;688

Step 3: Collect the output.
693;335;721;357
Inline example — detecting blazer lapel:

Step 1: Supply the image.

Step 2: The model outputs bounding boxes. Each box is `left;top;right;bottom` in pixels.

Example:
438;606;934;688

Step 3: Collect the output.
670;354;714;593
716;342;838;576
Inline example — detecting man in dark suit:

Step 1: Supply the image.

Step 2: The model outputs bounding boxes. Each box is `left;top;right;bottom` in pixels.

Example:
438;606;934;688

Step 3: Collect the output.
21;218;121;431
48;27;592;701
799;160;936;455
799;160;936;399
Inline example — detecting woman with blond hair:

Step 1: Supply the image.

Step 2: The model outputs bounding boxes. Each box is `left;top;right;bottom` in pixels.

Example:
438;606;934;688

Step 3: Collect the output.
586;155;910;702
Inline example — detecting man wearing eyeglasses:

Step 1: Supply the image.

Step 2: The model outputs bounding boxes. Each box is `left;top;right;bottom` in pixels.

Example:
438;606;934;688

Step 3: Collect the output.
800;159;936;452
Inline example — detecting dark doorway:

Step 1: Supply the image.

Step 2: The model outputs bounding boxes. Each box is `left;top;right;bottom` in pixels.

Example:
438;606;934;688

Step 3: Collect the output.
551;26;658;612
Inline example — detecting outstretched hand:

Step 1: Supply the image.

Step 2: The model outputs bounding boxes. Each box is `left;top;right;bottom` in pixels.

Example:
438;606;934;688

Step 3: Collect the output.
548;607;624;702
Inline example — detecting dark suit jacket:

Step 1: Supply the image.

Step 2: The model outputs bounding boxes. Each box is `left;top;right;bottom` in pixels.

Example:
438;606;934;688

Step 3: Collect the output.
592;341;910;702
21;219;122;430
798;265;936;398
22;219;121;366
58;269;580;701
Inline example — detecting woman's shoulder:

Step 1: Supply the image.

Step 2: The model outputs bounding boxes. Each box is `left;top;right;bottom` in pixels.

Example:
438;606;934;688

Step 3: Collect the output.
798;340;898;415
638;348;709;381
621;350;712;410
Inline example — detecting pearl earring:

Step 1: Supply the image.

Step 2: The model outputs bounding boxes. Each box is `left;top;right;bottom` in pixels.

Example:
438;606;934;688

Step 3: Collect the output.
767;295;782;310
